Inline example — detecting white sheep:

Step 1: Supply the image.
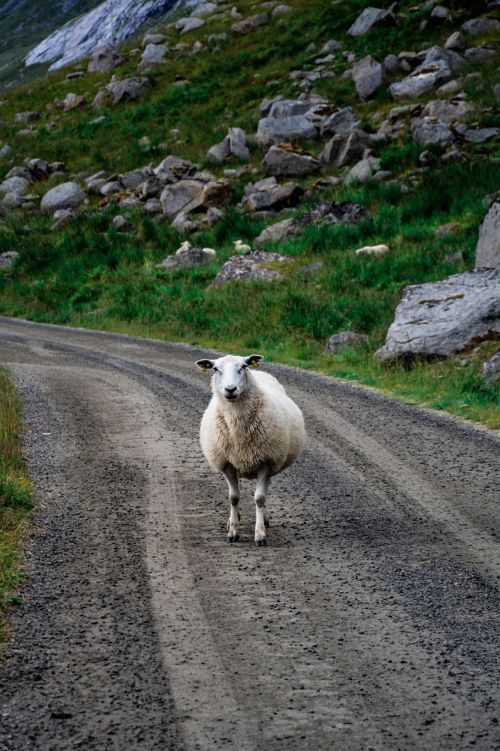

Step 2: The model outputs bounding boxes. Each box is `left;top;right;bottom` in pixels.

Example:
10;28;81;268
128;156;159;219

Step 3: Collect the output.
233;239;251;253
202;247;216;257
176;240;192;255
196;354;305;546
355;243;390;257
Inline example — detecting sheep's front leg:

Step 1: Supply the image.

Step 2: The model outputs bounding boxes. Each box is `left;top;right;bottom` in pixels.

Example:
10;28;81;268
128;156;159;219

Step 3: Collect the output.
222;463;240;543
254;466;271;547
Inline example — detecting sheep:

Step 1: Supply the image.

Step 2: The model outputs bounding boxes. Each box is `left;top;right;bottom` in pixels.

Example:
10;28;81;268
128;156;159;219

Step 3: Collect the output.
176;240;192;254
196;354;305;546
355;243;389;257
233;239;251;253
202;247;216;257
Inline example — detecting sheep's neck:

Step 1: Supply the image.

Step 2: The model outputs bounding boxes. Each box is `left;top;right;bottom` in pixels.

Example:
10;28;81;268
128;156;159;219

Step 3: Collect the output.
217;384;263;434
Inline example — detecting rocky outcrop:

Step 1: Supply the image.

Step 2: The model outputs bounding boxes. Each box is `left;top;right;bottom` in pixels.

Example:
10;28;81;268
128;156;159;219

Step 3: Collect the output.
25;0;179;71
375;269;500;362
41;182;85;213
475;203;500;269
211;251;288;287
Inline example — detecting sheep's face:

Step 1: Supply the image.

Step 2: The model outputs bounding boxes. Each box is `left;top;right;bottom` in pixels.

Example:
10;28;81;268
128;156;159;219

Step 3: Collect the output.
196;354;263;402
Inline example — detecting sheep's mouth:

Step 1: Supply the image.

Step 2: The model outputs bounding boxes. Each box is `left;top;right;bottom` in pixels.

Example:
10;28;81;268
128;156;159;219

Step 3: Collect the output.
225;394;239;401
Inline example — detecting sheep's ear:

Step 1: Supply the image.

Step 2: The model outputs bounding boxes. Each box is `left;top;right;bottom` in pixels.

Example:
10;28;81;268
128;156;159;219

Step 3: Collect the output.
245;354;264;369
196;359;214;371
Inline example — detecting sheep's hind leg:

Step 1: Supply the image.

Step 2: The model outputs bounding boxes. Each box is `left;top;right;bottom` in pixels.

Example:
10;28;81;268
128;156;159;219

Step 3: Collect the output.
222;463;240;543
254;466;271;547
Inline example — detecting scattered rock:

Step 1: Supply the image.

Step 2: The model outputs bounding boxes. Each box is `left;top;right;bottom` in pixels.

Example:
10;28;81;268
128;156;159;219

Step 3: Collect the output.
158;246;215;270
0;176;30;195
421;98;474;124
461;17;500;36
272;4;291;17
62;92;85;111
445;31;466;52
390;46;465;99
0;251;19;271
345;156;381;183
106;77;149;105
255;218;302;245
15;111;40;124
456;125;500;143
112;215;134;232
430;5;451;23
347;5;397;36
211;250;288;287
142;33;167;47
352;55;385;100
241;178;304;212
464;44;497;63
176;17;205;35
0;144;12;159
412;117;454;146
66;71;84;80
300;200;368;226
263;144;321;177
481;351;500;385
321;129;375;167
160;179;232;219
207;127;250;163
139;43;167;72
320;107;359;137
87;46;124;74
326;331;368;353
256;114;317;146
40;182;85;213
375;269;500;362
475;202;499;269
384;54;401;73
154;155;197;183
232;14;269;35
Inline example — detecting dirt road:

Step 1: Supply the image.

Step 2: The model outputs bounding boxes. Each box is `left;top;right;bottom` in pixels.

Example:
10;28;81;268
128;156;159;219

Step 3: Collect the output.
0;316;498;751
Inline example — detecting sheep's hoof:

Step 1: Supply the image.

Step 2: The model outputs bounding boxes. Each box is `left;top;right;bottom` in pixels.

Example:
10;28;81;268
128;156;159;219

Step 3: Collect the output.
255;539;267;547
228;534;239;543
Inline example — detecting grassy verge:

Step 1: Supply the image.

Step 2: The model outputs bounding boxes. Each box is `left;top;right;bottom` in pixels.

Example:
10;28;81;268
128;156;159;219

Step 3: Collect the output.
0;367;33;652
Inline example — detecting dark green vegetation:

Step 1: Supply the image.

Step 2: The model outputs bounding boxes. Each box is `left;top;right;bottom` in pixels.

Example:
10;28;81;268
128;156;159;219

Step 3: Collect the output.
0;0;499;426
0;368;32;649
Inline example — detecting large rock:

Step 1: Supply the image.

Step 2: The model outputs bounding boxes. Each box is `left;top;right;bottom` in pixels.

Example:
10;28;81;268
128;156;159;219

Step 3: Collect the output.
207;127;250;163
347;5;396;36
176;17;205;34
482;352;500;385
106;77;149;104
256;114;317;146
320;107;358;137
375;269;500;362
153;155;197;183
41;182;85;213
0;176;30;195
138;43;167;72
211;251;288;287
421;98;474;125
300;201;368;226
321;129;375;167
390;46;465;99
267;99;313;118
461;17;500;37
411;117;454;146
88;45;123;73
160;179;231;219
352;55;385;100
191;2;217;17
263;145;320;177
475;202;500;269
232;13;269;35
255;218;302;246
241;179;304;212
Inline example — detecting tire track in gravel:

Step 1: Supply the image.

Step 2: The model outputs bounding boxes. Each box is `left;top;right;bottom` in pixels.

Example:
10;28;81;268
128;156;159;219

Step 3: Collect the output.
0;317;499;751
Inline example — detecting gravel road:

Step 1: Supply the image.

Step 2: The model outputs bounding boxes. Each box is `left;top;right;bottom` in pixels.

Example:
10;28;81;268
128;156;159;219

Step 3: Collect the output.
0;316;498;751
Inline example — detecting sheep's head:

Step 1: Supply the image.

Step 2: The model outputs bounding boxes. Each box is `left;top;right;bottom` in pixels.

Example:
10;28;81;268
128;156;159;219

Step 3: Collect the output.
196;354;264;401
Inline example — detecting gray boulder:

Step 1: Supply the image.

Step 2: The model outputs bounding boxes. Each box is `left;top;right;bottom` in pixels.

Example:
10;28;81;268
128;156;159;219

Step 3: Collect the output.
27;158;50;179
412;117;454;146
139;43;167;72
142;33;167;47
445;31;466;52
458;126;500;143
461;17;500;37
256;114;317;146
320;107;358;137
41;182;85;213
347;5;396;36
255;218;302;246
481;352;500;385
87;46;124;73
158;246;216;270
191;2;217;17
299;201;368;226
352;55;385;100
345;157;381;183
421;98;474;124
326;331;368;353
106;77;149;105
0;176;30;195
14;111;40;124
154;155;197;183
160;179;232;219
207;127;250;163
375;269;500;362
267;99;313;118
211;251;288;287
475;202;499;269
232;14;269;35
176;17;205;34
241;179;304;212
321;129;375;167
263;145;320;177
390;46;465;99
0;251;19;271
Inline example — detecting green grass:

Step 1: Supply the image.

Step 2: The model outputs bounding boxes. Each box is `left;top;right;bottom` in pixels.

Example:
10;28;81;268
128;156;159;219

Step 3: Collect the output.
0;368;33;651
0;0;498;429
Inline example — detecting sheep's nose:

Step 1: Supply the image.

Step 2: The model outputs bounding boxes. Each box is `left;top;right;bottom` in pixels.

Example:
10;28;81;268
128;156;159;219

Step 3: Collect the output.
225;385;237;395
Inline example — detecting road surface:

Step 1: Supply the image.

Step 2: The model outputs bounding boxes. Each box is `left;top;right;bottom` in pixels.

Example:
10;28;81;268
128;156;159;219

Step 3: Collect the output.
0;316;498;750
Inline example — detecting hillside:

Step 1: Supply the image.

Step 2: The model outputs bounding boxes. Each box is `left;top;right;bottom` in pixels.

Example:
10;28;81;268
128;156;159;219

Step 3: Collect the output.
0;0;498;426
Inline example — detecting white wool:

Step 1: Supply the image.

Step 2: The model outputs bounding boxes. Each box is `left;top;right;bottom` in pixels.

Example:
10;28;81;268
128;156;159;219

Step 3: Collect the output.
202;247;216;256
234;239;251;253
176;240;192;254
355;244;390;256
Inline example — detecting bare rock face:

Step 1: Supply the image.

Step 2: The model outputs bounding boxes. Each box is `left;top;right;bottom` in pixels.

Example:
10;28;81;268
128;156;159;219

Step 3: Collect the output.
88;45;124;73
41;182;85;213
352;55;385;100
375;269;500;362
211;251;288;287
475;202;500;269
263;145;321;177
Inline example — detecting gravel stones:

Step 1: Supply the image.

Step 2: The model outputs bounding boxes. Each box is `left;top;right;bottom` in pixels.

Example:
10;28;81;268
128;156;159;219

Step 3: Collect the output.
375;269;500;362
40;182;85;213
475;202;500;269
211;250;288;287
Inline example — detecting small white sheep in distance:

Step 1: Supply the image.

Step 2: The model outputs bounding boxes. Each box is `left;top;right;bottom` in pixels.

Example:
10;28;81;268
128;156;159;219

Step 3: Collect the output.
202;247;216;257
234;239;251;253
176;240;192;254
355;244;390;257
196;354;305;546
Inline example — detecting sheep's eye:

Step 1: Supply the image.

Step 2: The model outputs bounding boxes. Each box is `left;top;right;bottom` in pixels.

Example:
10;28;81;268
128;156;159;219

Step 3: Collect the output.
240;364;248;372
